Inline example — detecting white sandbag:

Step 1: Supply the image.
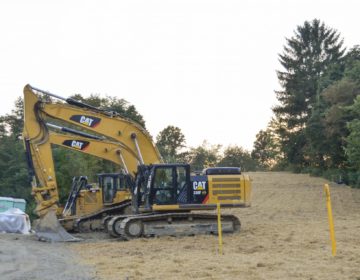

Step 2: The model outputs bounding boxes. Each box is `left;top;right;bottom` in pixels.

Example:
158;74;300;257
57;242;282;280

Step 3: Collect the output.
0;208;31;234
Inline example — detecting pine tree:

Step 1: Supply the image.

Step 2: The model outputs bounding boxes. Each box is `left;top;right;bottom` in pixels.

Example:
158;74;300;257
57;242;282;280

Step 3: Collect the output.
274;19;345;169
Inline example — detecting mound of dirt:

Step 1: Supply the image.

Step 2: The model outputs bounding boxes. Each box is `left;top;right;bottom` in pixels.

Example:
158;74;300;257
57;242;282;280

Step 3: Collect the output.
71;172;360;280
1;172;359;280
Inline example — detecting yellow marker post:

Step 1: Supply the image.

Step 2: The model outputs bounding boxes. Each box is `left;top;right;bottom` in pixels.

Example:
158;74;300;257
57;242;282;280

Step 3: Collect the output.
324;184;336;256
217;201;223;255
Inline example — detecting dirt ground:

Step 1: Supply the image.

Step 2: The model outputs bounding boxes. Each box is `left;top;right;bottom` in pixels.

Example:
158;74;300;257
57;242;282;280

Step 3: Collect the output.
0;233;95;280
1;172;360;280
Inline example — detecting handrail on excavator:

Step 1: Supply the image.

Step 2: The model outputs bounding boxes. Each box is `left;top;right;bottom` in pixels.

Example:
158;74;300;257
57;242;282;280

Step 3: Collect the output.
29;85;116;117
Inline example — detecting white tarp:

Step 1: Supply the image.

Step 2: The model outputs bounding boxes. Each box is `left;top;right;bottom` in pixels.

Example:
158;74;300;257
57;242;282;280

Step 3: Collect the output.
0;208;31;234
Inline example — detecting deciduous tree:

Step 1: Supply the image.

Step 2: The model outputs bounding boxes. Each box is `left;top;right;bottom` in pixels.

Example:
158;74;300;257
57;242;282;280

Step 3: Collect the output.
219;145;258;171
156;126;186;162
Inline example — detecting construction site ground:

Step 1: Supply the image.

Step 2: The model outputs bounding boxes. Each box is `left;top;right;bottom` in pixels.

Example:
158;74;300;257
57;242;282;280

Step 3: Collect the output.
1;172;360;280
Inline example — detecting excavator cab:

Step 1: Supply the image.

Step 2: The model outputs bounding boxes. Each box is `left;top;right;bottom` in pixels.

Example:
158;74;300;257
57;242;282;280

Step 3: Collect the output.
149;164;190;205
132;164;190;212
98;173;128;204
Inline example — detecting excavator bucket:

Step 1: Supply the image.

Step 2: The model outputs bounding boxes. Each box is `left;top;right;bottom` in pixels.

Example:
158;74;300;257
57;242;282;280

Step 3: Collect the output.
34;211;81;242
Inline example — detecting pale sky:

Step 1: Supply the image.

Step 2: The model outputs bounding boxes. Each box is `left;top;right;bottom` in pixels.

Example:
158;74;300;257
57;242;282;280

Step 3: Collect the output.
0;0;359;150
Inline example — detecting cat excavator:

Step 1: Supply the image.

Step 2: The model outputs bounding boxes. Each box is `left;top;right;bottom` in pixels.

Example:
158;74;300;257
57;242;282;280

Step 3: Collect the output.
23;84;252;241
32;128;135;233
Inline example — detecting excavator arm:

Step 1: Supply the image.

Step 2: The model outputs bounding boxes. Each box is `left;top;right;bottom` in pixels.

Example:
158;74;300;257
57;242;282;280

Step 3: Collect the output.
24;130;136;214
48;131;139;175
23;84;162;174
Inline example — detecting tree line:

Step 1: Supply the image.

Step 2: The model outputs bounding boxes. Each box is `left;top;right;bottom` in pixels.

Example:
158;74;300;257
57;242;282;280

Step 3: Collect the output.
252;19;360;187
156;125;257;171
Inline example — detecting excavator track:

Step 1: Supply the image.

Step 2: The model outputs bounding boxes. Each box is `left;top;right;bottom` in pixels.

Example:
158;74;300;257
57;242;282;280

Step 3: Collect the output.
68;200;132;232
107;213;240;240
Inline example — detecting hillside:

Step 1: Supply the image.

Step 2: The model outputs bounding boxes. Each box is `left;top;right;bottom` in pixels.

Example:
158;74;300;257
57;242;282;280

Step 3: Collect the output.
1;172;359;280
71;172;360;279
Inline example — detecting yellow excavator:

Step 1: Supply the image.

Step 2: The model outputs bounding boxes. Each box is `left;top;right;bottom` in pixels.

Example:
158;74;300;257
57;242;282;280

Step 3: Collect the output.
23;84;252;241
38;130;135;231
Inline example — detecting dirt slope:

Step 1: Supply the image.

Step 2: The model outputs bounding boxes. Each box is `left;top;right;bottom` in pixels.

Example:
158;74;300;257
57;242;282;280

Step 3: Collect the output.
1;172;359;280
71;172;360;280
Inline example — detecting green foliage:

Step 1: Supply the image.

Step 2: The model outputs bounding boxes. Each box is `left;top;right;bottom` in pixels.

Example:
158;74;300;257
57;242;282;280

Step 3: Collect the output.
252;129;270;166
183;142;260;172
344;46;360;83
273;19;345;169
258;20;360;187
252;118;283;169
346;171;360;188
52;147;118;203
318;63;346;93
275;19;345;125
0;98;29;201
320;79;360;167
0;135;31;202
0;97;24;139
345;61;360;84
345;118;360;167
345;96;360;174
305;102;327;168
304;46;360;176
218;145;258;171
156;125;186;162
70;94;146;128
185;141;221;171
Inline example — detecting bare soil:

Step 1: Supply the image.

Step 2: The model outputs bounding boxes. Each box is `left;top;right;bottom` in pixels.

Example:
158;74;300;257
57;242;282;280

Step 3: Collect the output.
1;172;360;280
0;233;95;280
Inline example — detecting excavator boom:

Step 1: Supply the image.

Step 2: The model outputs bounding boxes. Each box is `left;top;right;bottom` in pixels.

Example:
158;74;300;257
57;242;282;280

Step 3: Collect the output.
24;84;162;174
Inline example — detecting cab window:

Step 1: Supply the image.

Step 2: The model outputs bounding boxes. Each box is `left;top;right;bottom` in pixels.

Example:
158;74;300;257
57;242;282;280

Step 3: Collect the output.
103;176;115;203
153;167;174;204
